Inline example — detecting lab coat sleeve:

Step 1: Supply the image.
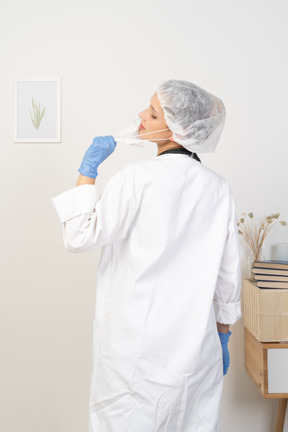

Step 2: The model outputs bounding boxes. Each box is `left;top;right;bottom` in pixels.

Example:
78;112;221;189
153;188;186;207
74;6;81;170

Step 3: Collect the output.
213;188;242;325
51;165;140;252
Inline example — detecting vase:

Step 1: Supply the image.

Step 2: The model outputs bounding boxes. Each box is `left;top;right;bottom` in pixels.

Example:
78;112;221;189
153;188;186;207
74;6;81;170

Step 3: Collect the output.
248;248;265;281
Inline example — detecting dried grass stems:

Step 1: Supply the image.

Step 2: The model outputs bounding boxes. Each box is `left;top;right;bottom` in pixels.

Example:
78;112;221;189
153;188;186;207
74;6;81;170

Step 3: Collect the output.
237;212;287;260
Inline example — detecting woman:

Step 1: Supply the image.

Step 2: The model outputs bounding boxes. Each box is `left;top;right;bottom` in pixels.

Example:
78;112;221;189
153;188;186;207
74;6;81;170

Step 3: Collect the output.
52;79;241;432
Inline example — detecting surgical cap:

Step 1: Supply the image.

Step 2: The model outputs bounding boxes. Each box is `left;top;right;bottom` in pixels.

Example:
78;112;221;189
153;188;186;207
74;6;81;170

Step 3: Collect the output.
157;80;226;153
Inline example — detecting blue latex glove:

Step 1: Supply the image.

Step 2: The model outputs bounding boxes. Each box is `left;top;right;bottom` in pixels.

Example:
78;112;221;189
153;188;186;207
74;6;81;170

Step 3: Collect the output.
218;331;232;375
78;135;117;179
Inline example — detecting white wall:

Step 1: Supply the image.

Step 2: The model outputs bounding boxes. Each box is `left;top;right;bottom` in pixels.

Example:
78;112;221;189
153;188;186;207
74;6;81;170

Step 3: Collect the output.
1;0;288;431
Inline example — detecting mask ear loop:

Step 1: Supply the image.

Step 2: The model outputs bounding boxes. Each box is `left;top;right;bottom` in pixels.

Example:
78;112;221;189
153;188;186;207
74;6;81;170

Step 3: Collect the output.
134;128;171;140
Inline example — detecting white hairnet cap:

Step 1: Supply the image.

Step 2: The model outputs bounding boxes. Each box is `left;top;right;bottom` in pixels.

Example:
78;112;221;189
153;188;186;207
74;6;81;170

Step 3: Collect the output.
157;80;226;153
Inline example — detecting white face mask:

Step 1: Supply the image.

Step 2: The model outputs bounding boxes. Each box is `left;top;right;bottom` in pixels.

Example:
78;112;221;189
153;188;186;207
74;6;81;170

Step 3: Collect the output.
114;118;170;148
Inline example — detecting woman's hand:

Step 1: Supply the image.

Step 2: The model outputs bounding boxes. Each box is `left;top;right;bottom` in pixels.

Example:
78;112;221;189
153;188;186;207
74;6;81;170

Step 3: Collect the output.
218;331;232;375
78;136;117;179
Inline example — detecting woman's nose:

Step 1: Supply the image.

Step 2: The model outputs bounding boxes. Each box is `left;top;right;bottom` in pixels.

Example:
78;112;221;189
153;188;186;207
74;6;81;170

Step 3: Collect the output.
138;109;147;120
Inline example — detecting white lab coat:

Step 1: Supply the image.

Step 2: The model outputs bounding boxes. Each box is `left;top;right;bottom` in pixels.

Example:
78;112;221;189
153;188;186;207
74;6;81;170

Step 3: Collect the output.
51;153;241;432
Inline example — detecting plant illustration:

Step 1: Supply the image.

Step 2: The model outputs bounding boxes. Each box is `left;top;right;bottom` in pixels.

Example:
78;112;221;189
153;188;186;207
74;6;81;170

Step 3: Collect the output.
237;212;287;262
29;97;45;129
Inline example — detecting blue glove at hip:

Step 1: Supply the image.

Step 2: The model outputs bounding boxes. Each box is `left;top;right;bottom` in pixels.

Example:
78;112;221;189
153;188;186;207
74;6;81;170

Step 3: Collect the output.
218;331;232;376
78;135;117;179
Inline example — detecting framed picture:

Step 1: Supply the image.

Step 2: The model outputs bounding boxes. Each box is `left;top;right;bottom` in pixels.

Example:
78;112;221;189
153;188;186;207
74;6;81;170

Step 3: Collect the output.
14;78;61;143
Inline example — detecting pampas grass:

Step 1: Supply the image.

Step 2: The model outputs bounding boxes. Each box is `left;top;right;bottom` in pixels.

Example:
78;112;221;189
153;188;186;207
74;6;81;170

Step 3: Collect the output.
237;212;287;261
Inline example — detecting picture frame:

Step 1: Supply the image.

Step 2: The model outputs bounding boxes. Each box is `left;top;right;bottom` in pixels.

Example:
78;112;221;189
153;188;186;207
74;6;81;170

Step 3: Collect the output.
14;78;61;143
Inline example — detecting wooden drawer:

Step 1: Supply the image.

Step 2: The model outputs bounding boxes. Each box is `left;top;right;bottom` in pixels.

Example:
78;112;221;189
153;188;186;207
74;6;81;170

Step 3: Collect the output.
244;327;288;398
